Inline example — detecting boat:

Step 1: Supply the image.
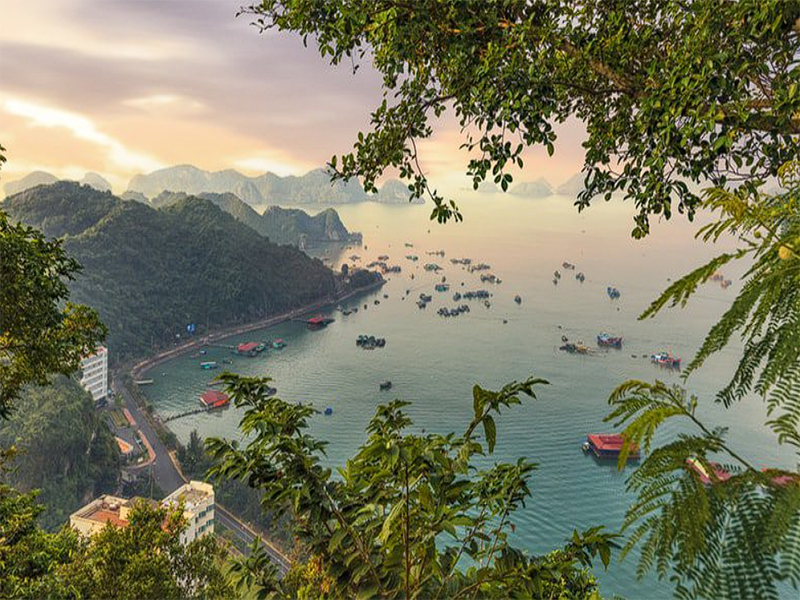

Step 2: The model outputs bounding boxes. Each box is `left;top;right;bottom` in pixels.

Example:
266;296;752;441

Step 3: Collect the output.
651;351;681;369
272;339;286;349
255;343;267;353
559;343;589;355
453;292;462;301
597;333;623;348
200;361;218;370
514;295;522;304
583;434;639;460
236;342;260;356
576;272;585;283
324;406;333;416
379;380;392;391
554;270;561;279
306;316;335;330
562;262;576;270
607;286;621;299
435;283;450;292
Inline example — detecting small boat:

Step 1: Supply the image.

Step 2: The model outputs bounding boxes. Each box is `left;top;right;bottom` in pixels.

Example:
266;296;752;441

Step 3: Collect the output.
379;380;392;391
324;407;333;416
307;316;335;330
597;333;623;348
200;361;218;370
651;351;681;369
514;295;522;304
607;286;621;299
561;335;568;342
576;272;585;283
272;339;286;349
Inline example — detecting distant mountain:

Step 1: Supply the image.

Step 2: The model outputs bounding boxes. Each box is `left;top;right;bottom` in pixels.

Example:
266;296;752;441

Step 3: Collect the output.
3;171;111;196
150;190;360;247
4;182;381;358
261;205;361;247
510;178;553;198
555;173;587;196
3;171;58;196
81;172;112;192
127;165;423;206
120;190;149;203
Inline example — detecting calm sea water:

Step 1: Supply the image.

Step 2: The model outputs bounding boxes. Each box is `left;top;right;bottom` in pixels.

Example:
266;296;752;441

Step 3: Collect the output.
143;193;794;599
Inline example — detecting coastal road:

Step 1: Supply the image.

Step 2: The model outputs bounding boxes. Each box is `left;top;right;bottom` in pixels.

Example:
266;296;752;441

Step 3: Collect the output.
215;505;291;576
114;371;291;575
113;371;186;494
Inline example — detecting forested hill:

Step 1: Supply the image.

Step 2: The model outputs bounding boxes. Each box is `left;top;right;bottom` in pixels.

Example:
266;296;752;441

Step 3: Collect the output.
3;182;380;358
0;376;120;531
151;190;361;247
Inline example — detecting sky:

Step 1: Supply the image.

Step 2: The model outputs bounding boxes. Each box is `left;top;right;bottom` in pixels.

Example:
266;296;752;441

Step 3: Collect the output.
0;0;587;194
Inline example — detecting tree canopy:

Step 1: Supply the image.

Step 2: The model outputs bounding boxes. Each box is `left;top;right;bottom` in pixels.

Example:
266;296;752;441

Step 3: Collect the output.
207;373;617;599
0;206;106;419
242;0;800;236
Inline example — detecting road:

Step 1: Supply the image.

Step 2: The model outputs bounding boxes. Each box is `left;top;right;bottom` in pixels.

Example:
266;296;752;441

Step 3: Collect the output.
113;371;185;494
216;505;291;575
114;372;291;575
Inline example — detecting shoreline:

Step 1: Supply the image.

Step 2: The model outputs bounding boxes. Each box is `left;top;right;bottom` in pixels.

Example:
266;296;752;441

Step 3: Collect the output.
130;278;385;382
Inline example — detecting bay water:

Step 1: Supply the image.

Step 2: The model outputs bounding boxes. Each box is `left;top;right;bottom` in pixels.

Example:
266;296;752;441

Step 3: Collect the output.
143;192;793;598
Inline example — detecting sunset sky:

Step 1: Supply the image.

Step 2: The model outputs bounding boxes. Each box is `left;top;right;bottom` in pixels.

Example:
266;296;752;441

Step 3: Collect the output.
0;0;588;194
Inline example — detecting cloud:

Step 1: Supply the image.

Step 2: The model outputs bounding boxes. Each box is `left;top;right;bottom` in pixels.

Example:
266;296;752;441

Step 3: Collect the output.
3;97;163;173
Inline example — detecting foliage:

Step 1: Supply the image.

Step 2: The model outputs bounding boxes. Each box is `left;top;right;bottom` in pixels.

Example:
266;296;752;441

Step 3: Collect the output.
207;373;616;599
0;203;106;417
605;167;800;598
178;429;301;554
3;181;379;358
58;501;232;599
0;480;233;600
242;0;800;235
0;376;120;530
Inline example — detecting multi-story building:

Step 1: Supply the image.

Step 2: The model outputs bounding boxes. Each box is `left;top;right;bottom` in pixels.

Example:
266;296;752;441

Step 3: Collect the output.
69;494;150;537
162;481;215;544
69;481;215;545
80;346;108;403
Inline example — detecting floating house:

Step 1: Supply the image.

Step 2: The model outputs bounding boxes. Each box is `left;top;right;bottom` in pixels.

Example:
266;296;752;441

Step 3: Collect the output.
307;316;334;329
583;434;639;460
200;390;230;410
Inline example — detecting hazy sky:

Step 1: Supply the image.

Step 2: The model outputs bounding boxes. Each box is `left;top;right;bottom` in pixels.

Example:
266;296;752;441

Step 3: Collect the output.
0;0;587;193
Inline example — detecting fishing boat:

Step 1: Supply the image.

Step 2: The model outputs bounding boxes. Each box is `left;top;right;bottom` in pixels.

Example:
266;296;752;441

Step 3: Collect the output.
576;272;585;283
651;351;681;369
379;380;392;391
582;434;639;460
200;361;218;370
560;342;589;355
597;333;623;348
514;295;522;304
607;286;621;299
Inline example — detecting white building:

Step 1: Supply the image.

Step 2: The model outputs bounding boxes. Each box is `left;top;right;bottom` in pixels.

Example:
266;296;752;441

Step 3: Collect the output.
69;481;215;546
162;480;215;544
80;346;108;402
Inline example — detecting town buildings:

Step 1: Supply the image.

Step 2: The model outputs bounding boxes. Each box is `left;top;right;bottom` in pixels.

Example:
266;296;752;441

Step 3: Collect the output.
80;346;108;403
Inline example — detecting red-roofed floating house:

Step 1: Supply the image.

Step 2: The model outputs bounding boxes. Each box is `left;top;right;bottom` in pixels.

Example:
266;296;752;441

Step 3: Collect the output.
583;434;640;460
200;390;230;410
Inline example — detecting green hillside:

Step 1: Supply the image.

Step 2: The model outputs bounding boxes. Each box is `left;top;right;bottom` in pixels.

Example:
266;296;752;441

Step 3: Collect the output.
3;182;380;358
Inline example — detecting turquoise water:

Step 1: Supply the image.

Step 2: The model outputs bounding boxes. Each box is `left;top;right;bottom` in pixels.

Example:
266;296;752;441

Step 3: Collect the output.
143;194;793;598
